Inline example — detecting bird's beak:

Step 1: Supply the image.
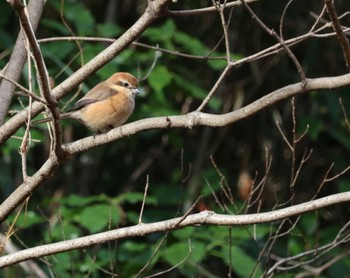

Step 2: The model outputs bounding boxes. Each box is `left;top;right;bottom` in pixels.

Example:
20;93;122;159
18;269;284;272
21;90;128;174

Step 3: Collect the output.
132;88;140;95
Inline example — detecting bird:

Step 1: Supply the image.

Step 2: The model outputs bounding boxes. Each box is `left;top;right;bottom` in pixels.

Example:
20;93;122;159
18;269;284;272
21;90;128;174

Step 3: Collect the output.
34;72;140;133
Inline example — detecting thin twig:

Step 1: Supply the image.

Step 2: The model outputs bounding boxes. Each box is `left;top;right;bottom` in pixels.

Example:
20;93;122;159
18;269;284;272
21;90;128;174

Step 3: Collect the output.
139;175;150;224
339;97;350;130
8;0;62;153
0;73;46;104
275;120;293;151
240;0;307;84
144;239;193;278
167;0;259;16
324;0;350;70
140;45;161;81
196;65;232;111
19;44;33;180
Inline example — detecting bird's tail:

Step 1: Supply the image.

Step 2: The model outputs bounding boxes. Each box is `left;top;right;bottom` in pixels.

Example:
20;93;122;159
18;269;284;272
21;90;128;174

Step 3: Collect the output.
31;113;72;126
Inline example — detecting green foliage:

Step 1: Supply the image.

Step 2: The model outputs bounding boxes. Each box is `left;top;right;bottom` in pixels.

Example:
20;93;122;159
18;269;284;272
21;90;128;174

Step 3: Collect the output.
1;0;350;277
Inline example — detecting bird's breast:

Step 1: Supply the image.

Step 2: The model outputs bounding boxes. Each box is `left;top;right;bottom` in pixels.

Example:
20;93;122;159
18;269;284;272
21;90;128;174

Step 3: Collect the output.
76;92;135;132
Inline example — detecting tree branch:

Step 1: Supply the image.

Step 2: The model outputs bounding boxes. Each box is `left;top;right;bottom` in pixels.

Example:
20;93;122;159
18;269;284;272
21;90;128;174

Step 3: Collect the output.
0;0;45;126
8;0;62;154
64;73;350;155
0;192;349;268
166;0;259;16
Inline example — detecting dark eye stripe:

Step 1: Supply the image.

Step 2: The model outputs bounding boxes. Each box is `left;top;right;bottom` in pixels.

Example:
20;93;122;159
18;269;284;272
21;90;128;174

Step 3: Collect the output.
119;80;130;87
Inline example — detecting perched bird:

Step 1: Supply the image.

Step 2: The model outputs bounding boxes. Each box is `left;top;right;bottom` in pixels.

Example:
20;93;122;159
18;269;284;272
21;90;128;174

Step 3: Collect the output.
34;72;140;133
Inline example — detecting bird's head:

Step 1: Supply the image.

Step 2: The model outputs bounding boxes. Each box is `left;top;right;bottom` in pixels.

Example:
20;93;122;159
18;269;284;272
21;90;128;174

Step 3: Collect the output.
107;72;140;98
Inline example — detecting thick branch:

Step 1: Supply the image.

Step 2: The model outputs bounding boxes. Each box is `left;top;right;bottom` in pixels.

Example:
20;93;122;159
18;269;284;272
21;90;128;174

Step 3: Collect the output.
0;192;349;268
64;73;350;155
0;154;61;223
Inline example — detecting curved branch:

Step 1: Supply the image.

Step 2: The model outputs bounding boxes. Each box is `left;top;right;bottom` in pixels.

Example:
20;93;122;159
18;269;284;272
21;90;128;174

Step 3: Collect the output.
0;192;349;268
64;73;350;155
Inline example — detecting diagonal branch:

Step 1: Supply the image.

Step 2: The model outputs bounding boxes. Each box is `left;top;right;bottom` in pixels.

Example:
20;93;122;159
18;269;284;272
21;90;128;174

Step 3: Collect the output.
0;0;45;126
324;0;350;70
8;0;62;153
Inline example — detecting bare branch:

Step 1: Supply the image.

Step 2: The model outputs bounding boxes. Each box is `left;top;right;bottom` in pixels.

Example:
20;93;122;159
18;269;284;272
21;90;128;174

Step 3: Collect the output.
324;0;350;70
144;239;193;278
139;175;150;224
0;0;45;126
64;73;350;155
1;192;349;268
0;73;46;104
167;0;259;16
240;0;306;83
8;0;62;153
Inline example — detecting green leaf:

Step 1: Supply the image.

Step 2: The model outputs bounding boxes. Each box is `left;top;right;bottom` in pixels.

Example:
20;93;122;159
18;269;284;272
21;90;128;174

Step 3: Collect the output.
77;204;120;233
96;23;122;37
174;32;207;55
148;65;172;94
116;192;157;205
8;211;44;229
226;245;263;277
172;227;196;239
63;194;107;207
49;223;81;241
40;18;69;35
64;5;95;36
143;19;176;45
162;240;206;267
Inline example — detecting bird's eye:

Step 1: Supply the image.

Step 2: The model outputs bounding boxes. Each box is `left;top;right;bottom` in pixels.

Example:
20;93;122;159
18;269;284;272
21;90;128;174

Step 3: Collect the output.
120;81;130;87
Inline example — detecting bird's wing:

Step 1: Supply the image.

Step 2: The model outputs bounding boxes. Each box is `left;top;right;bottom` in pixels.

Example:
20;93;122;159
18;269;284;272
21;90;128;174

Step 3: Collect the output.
70;85;119;111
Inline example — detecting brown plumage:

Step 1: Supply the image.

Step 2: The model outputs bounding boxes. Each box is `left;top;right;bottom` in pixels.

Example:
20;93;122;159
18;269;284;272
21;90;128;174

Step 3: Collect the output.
35;72;140;132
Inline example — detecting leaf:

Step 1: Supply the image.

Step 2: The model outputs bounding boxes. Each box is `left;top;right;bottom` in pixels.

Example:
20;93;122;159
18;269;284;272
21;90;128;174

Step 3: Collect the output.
172;227;196;239
63;194;107;207
77;204;120;233
162;240;206;267
49;223;81;241
226;245;263;277
174;32;207;55
148;65;173;94
96;23;122;37
116;192;157;205
143;19;176;45
9;211;44;229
